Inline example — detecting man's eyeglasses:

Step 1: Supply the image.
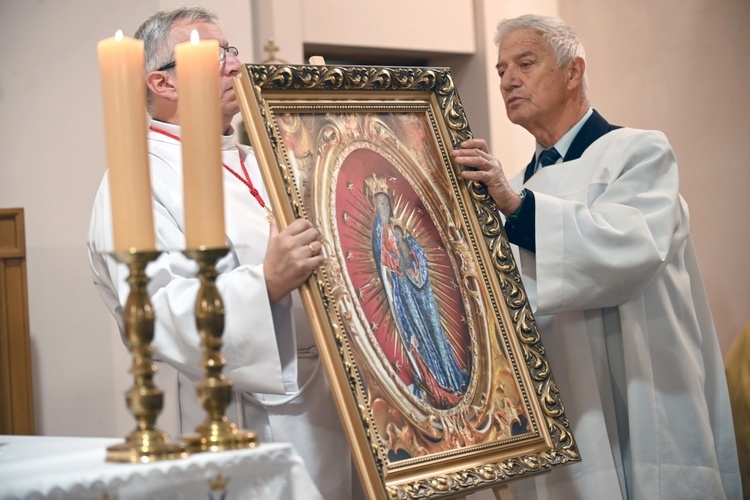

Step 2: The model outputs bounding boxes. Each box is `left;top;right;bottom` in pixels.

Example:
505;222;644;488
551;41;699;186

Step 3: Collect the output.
156;45;239;72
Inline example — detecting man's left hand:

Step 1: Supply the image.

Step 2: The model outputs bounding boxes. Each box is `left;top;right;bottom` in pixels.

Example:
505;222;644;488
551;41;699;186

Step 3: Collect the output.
452;139;522;216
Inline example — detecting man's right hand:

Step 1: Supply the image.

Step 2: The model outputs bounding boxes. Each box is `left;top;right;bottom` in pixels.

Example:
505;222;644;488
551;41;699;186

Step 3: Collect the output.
264;216;324;304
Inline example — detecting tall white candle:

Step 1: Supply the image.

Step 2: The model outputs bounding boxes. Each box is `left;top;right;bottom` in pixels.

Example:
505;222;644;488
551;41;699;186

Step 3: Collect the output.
97;30;155;252
175;30;225;249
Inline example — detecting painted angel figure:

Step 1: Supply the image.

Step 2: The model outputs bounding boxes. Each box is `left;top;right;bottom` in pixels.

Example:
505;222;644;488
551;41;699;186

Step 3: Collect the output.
368;175;469;409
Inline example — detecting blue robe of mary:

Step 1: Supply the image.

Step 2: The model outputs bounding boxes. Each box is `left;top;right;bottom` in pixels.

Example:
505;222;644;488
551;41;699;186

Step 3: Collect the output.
372;215;469;403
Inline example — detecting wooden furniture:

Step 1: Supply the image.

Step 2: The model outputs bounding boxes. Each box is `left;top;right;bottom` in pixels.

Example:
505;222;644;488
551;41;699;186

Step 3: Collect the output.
0;208;35;434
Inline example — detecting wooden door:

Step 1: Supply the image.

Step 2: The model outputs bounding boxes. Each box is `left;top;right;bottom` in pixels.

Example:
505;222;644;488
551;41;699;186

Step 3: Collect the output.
0;208;35;434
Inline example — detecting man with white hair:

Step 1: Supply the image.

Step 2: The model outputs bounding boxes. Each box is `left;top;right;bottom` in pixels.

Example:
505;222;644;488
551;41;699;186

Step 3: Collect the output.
453;14;741;500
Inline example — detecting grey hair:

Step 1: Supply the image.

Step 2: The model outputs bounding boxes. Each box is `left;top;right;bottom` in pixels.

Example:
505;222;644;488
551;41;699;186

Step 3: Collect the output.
134;6;218;73
495;14;586;83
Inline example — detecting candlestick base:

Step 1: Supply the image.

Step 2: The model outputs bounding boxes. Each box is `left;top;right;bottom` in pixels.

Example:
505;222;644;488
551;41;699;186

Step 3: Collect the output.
106;250;188;463
181;247;258;453
106;432;188;463
181;427;258;454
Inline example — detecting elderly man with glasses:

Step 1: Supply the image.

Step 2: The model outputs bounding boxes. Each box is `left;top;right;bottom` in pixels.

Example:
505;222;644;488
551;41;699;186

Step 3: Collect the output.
88;7;357;500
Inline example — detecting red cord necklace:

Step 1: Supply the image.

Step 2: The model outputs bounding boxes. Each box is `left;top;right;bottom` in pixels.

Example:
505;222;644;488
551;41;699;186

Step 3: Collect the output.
149;125;272;218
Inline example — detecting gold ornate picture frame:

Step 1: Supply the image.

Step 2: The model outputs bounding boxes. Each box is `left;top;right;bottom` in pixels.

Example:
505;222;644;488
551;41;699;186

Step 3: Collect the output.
234;64;579;499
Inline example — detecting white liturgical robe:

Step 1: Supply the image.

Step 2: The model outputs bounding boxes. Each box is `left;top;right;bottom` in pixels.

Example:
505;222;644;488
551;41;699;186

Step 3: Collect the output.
506;127;741;499
88;121;353;500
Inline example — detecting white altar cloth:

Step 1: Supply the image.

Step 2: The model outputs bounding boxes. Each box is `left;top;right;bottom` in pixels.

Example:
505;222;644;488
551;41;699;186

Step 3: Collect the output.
0;435;322;499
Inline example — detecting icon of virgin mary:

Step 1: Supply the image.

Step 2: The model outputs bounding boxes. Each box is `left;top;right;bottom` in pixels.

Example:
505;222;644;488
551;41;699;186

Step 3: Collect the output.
367;174;469;409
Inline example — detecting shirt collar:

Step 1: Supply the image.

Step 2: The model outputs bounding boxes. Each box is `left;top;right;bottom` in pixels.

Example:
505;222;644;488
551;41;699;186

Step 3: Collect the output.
535;107;593;161
149;118;236;150
149;118;181;140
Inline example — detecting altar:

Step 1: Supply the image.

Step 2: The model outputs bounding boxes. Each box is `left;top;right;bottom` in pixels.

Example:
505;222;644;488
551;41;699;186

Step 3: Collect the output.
0;435;322;499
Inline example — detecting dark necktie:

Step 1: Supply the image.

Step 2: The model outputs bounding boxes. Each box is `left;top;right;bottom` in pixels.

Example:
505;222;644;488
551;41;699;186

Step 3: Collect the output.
538;147;561;169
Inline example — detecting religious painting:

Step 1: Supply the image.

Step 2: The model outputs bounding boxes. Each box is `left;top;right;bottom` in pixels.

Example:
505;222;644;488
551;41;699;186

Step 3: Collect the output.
234;64;579;499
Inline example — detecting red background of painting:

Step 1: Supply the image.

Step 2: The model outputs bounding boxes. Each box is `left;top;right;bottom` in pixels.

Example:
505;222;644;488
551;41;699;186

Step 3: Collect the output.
335;148;470;387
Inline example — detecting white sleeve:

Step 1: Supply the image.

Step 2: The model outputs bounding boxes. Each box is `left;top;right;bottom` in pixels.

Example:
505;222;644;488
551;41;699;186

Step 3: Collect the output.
87;170;292;396
145;249;289;396
530;130;688;315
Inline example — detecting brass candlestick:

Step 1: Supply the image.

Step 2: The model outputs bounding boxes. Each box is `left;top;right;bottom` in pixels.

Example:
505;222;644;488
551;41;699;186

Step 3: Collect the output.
180;247;257;452
107;250;187;463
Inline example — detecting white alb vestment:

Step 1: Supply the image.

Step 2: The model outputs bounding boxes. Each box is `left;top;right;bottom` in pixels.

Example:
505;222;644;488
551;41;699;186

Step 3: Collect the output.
505;127;741;499
88;121;353;500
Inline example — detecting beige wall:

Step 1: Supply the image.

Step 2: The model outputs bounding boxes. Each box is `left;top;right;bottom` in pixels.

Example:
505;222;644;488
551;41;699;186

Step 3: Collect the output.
0;0;745;439
560;0;750;355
